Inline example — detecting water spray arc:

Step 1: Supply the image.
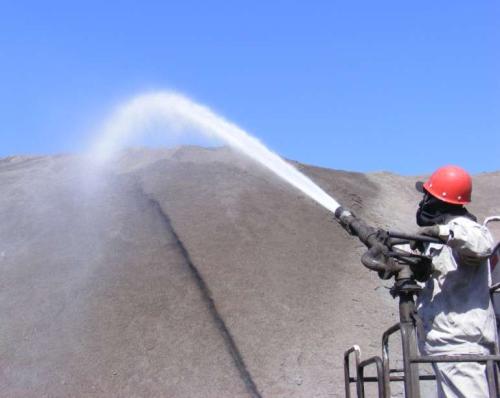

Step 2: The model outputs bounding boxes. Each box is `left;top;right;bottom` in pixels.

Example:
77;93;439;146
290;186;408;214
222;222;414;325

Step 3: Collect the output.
92;91;341;214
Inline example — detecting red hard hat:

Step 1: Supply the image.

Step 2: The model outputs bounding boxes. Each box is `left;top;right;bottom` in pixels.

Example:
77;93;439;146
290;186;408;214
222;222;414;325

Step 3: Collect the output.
416;165;472;205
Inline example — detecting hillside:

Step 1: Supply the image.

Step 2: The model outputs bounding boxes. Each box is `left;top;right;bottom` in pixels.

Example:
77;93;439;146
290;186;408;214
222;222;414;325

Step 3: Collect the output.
1;146;499;397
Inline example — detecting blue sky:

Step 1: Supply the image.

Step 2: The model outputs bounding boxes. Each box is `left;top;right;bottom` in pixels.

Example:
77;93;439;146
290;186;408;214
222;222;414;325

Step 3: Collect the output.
1;1;498;174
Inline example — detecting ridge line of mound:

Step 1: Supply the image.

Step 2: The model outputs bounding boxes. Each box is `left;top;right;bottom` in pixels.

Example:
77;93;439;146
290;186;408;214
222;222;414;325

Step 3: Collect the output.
137;183;263;398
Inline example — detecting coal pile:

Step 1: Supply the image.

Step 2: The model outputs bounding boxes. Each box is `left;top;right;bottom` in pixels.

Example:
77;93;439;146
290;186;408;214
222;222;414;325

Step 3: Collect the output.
1;146;499;397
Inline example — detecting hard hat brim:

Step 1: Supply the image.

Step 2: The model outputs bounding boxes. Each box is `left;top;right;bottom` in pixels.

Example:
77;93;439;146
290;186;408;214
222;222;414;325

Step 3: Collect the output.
415;181;425;193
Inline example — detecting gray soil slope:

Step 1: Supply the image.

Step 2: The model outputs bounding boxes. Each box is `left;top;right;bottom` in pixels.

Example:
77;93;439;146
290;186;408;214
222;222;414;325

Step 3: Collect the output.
1;147;499;397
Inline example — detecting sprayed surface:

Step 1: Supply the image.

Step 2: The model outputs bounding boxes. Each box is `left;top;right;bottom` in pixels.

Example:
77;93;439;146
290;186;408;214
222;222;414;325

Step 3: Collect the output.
143;192;262;398
0;156;249;397
91;91;341;214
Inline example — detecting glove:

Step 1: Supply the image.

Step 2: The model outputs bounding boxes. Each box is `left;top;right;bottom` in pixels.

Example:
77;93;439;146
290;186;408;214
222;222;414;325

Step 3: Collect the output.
409;225;449;252
410;256;433;282
419;225;450;241
409;239;424;252
418;225;441;238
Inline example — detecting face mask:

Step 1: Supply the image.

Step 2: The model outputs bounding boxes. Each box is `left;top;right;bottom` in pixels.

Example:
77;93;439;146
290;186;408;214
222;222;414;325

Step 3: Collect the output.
415;192;475;226
416;193;444;226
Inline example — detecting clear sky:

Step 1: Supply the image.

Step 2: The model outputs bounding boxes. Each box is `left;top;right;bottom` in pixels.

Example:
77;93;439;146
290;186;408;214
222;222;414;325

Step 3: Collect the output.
1;1;498;174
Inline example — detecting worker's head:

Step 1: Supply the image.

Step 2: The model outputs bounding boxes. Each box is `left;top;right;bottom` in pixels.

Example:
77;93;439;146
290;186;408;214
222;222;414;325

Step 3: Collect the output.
415;165;472;226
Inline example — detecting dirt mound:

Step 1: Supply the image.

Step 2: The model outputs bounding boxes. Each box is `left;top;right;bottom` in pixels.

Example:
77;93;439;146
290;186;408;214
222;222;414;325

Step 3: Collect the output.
1;147;498;397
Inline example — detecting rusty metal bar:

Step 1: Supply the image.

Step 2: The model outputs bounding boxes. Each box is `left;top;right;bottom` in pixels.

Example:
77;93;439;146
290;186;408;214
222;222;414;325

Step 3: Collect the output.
412;355;500;363
344;345;362;398
381;322;401;397
399;294;421;398
486;360;497;398
358;356;386;398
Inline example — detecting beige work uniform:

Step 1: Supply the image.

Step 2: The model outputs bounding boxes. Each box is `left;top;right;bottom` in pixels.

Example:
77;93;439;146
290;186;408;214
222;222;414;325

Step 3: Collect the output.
416;215;496;398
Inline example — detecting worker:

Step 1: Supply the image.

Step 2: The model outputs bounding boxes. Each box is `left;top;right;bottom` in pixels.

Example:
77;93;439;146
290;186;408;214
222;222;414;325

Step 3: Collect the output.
413;165;497;397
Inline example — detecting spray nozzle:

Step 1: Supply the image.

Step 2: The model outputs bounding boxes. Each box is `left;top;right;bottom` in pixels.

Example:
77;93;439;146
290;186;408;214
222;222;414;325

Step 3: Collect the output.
333;206;434;286
334;207;358;236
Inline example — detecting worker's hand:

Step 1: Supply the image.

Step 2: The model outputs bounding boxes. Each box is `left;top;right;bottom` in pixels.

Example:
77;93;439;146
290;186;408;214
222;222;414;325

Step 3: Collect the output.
410;225;450;251
417;225;450;242
409;226;440;252
409;239;424;252
418;225;440;238
410;256;433;282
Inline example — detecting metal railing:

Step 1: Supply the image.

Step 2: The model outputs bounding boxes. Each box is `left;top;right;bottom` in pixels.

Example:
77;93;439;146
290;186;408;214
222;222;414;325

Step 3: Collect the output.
344;328;500;398
344;285;500;398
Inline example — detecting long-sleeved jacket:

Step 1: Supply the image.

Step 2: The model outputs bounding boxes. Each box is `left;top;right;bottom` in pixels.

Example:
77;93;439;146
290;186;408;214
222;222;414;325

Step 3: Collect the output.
416;215;497;355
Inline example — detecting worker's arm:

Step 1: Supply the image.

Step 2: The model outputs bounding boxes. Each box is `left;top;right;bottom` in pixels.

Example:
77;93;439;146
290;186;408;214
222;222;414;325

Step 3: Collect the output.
441;219;494;265
418;218;494;265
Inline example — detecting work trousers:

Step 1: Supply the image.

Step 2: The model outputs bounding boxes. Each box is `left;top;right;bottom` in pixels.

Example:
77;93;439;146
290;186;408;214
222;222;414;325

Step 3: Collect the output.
433;361;490;398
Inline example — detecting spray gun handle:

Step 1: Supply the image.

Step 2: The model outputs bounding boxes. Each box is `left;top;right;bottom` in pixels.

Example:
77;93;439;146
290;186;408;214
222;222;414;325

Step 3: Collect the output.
387;231;443;245
334;208;434;283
